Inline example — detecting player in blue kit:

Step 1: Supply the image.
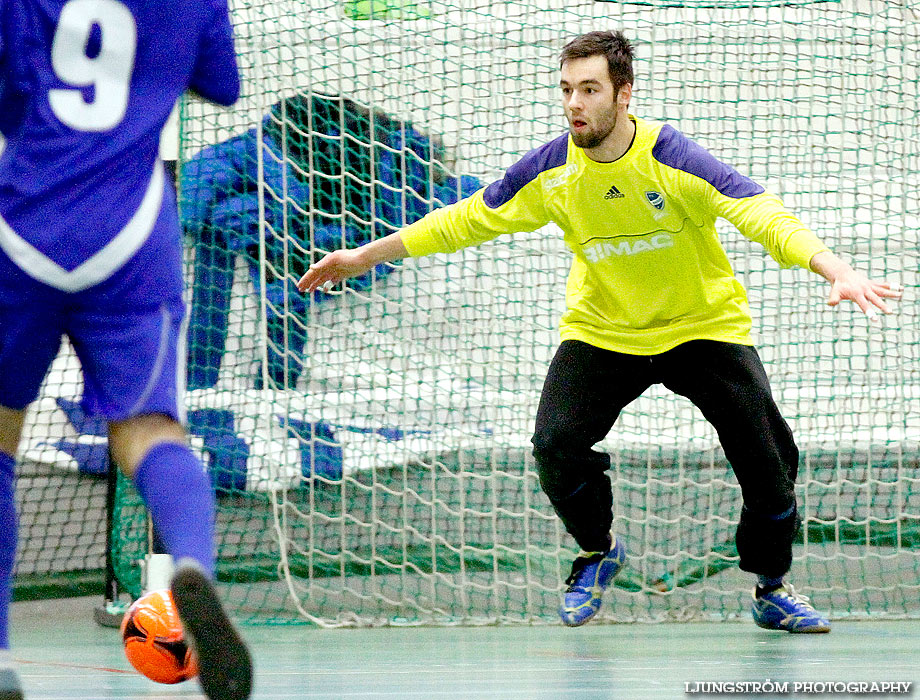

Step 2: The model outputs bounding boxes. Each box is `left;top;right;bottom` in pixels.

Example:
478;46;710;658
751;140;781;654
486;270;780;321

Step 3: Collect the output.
0;1;252;698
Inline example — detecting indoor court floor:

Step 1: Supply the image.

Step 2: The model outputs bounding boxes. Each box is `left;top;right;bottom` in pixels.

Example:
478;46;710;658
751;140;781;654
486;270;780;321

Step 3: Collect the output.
10;597;918;699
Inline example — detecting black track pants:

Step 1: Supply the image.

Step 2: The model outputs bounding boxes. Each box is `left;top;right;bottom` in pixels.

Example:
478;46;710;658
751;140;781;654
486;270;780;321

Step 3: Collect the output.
531;339;799;577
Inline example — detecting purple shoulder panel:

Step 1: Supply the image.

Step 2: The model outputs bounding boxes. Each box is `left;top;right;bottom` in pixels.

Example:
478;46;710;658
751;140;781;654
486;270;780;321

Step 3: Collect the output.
483;133;569;209
652;124;764;199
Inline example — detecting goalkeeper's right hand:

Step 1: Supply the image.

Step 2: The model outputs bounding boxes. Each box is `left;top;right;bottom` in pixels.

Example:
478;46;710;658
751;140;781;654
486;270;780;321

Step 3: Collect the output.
296;232;409;294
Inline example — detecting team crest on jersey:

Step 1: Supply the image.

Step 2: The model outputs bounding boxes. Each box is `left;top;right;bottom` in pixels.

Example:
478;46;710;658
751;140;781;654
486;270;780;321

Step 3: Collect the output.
645;191;665;210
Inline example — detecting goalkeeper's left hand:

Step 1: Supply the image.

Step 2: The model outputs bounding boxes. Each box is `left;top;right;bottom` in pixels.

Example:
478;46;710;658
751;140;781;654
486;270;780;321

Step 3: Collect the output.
810;250;903;322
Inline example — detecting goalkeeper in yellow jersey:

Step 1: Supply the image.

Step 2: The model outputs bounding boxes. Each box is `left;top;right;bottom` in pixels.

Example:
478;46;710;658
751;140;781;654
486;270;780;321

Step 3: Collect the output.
298;30;901;633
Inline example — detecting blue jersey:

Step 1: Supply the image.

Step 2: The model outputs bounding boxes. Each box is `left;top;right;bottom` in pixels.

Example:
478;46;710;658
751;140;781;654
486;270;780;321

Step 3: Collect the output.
0;0;240;290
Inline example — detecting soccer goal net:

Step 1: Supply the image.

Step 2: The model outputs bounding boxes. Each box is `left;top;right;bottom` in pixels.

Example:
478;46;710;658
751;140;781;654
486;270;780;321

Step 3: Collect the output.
20;0;920;626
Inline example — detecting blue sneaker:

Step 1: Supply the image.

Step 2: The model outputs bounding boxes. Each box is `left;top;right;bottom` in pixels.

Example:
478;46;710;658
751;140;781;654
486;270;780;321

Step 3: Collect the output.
559;537;626;627
752;583;830;633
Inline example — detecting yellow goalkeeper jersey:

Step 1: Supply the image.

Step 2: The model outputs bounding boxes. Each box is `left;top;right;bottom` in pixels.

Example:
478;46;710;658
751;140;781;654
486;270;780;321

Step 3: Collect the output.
400;116;828;355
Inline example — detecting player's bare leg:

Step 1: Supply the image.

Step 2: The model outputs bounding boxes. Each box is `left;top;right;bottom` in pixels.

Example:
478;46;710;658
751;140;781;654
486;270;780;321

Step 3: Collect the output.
107;413;185;479
0;407;24;700
0;407;24;460
109;414;253;700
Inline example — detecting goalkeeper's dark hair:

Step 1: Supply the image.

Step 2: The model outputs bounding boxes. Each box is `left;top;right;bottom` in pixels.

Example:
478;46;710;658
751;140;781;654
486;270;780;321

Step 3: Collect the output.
559;31;635;94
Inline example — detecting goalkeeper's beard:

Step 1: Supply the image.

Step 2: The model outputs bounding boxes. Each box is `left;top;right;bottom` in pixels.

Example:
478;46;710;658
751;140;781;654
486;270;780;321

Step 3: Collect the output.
570;109;618;150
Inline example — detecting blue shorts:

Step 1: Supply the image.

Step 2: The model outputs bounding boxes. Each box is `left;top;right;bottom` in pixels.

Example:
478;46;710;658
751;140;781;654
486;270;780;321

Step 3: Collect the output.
0;207;187;423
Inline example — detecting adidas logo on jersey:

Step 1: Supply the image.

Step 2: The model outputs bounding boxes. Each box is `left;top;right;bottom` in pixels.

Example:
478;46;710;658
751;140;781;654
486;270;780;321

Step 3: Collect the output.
604;184;624;199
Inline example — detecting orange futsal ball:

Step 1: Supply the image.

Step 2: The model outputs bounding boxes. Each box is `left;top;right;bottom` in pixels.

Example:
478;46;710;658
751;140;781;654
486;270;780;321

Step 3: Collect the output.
121;589;198;684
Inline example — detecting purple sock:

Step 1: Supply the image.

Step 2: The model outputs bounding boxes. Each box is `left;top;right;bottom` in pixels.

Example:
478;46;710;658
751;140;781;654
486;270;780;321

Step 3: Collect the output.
0;452;16;649
132;443;216;577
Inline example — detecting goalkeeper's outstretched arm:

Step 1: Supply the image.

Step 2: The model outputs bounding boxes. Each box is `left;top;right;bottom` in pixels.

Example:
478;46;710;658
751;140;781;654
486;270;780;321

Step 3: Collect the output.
296;232;409;294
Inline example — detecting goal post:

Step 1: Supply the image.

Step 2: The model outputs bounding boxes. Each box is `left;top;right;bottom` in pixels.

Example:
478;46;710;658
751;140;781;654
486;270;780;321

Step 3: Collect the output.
20;0;920;625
